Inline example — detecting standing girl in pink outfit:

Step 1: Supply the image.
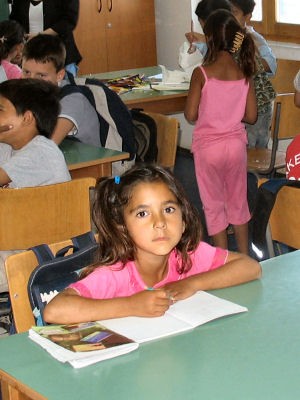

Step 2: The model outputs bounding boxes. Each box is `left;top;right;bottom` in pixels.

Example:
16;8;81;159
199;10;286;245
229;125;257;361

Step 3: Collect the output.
44;165;260;324
0;20;24;82
185;9;257;255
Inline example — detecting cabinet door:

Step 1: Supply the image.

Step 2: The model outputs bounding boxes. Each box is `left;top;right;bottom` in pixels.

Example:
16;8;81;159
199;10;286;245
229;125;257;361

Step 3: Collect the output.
75;0;157;74
74;0;108;75
105;0;157;71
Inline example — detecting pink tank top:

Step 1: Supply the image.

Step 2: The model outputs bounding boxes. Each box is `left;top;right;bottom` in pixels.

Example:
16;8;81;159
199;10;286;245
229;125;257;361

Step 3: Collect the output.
192;66;249;150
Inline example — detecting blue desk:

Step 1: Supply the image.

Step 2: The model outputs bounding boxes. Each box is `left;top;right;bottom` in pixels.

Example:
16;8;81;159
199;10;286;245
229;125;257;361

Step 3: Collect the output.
1;250;300;400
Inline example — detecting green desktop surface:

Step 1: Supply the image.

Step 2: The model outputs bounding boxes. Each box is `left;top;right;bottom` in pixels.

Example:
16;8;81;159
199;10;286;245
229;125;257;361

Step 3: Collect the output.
1;250;300;400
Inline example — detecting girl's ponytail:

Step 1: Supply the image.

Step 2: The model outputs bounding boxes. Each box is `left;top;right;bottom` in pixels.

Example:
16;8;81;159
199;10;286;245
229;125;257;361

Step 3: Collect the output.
238;32;256;78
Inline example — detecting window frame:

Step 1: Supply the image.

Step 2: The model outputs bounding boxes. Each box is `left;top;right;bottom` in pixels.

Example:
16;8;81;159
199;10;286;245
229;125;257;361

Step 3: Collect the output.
252;1;300;44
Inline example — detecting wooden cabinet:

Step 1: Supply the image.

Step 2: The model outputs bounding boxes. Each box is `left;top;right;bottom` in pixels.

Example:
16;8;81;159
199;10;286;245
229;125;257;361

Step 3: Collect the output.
74;0;157;74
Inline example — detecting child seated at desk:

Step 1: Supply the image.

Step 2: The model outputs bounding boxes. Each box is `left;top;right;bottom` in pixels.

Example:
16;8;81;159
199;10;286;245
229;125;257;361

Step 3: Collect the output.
0;78;70;188
44;165;261;324
0;78;70;295
21;34;101;147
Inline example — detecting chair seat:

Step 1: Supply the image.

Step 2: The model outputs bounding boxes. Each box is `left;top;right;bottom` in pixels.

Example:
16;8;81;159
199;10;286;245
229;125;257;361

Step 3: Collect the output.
247;148;286;173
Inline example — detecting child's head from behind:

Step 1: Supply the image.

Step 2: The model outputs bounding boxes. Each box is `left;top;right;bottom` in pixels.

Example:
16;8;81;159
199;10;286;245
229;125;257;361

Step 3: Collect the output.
203;9;256;77
195;0;232;26
0;20;24;62
230;0;256;26
0;78;60;140
22;34;66;84
92;165;202;273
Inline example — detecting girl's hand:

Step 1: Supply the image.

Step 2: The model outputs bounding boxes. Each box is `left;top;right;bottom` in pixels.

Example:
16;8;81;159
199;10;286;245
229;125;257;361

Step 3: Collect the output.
127;290;173;317
185;31;203;44
163;278;197;301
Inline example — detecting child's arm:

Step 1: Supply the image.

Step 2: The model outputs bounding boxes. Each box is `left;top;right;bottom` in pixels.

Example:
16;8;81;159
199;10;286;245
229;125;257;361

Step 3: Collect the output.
43;287;173;325
163;251;262;301
184;67;204;123
51;117;76;145
295;91;300;108
243;78;257;124
249;29;277;76
185;31;204;45
294;70;300;107
0;168;10;187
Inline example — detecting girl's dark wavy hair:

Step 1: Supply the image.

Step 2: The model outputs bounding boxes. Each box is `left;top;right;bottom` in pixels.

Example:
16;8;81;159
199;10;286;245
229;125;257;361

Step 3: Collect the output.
0;20;24;61
203;9;256;77
82;165;203;277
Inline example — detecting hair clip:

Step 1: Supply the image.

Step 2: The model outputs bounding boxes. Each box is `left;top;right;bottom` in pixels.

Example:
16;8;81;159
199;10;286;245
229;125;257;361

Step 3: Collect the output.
230;32;244;53
0;36;6;44
114;176;120;184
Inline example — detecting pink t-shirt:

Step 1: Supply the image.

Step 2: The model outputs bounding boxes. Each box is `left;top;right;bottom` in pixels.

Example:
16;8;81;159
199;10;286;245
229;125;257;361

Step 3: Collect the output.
1;60;22;80
69;242;228;299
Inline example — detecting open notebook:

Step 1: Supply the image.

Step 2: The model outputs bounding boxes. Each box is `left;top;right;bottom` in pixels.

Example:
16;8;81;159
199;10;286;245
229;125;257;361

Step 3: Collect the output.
29;291;247;368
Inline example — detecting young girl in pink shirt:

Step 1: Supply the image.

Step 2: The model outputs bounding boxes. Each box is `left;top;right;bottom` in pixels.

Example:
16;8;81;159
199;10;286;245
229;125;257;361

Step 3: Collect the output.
44;165;260;324
185;9;257;254
0;20;24;82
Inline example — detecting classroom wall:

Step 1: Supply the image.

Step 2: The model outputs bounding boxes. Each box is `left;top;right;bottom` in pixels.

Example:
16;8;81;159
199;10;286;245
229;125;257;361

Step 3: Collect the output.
154;0;300;149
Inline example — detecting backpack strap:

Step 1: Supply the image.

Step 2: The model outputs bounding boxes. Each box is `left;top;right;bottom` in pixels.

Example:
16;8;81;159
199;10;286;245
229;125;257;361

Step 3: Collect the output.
29;244;55;264
71;231;96;250
60;82;109;148
85;78;136;158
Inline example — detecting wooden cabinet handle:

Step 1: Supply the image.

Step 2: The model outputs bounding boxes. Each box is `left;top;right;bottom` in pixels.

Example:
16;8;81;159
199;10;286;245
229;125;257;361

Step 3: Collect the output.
107;0;112;12
97;0;102;13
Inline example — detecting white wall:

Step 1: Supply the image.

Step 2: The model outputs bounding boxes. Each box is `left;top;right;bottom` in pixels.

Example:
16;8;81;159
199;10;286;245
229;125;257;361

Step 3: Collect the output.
154;0;194;149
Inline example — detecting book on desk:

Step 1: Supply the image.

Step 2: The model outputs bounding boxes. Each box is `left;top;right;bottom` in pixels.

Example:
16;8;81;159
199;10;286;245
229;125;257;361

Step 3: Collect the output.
29;291;247;368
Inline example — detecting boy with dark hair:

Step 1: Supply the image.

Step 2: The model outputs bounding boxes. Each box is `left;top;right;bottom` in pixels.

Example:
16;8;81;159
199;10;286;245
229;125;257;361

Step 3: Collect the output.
229;0;277;148
186;0;232;52
22;34;101;147
0;78;70;188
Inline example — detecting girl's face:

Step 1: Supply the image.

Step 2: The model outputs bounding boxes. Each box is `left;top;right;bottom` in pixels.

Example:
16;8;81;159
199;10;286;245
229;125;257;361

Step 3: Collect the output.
123;181;185;260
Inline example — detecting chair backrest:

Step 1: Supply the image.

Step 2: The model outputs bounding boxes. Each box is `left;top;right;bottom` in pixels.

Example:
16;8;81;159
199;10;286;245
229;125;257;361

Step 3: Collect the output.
248;93;299;176
269;185;300;250
271;92;300;141
270;59;300;94
0;177;96;250
268;92;300;172
5;239;74;333
144;112;179;169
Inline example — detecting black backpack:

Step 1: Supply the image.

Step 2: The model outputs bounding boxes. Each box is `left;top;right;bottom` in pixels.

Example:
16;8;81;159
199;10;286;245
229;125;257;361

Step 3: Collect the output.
27;232;98;326
60;75;136;161
130;109;158;163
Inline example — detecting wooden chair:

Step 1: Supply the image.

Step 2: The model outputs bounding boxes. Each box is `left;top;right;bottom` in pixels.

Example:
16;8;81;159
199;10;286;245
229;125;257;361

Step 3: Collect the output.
0;177;96;251
268;185;300;254
144;112;179;169
247;93;299;177
270;59;300;94
5;239;75;333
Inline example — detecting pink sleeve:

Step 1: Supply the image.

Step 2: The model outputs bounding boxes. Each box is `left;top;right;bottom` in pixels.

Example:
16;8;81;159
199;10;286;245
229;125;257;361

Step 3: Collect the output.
189;241;228;274
3;61;22;79
210;246;228;270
